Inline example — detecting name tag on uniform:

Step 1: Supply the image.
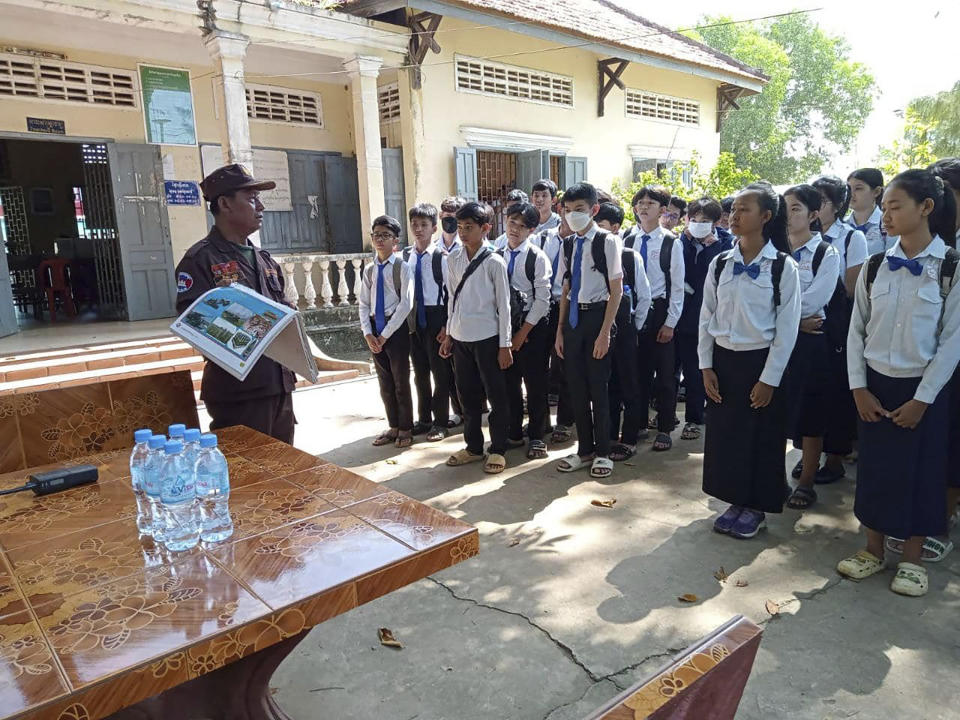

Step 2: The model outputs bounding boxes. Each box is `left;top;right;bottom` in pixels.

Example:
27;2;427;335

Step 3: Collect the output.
927;264;938;280
211;261;241;286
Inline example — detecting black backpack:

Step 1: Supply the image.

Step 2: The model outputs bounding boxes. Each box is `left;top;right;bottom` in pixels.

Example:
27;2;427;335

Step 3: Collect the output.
496;247;538;333
865;248;960;330
624;230;676;298
809;241;851;350
402;246;445;304
714;250;789;306
621;249;639;315
563;230;611;292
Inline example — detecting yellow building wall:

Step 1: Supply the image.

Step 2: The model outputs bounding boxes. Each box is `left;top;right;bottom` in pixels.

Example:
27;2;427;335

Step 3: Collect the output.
410;16;721;205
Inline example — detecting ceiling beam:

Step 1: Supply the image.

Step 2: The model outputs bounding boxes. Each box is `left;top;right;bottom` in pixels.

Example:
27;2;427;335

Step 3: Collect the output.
597;58;628;117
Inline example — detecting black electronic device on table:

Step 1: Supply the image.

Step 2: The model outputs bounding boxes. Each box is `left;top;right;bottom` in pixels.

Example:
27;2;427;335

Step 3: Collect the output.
0;464;99;497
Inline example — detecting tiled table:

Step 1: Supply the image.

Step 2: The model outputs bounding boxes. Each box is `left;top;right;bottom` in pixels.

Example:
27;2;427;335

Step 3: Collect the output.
0;426;478;720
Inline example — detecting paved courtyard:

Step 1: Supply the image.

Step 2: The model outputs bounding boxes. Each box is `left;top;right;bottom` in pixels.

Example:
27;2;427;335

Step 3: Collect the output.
253;378;960;720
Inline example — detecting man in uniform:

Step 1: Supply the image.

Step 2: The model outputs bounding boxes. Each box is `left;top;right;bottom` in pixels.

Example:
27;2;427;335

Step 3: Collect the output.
175;164;297;443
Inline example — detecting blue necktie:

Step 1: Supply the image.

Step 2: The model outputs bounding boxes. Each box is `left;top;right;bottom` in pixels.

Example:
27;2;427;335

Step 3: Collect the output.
550;246;560;287
568;237;586;329
415;253;427;329
639;234;650;268
733;261;761;280
375;262;387;334
508;249;521;280
887;255;923;276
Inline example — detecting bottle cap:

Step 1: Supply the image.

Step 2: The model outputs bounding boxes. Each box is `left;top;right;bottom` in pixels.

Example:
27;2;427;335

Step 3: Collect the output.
168;423;186;438
148;434;167;450
184;428;201;442
164;440;184;454
134;429;152;443
199;433;218;448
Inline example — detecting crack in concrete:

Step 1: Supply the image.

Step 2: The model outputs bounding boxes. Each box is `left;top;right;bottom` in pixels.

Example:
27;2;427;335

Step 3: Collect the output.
541;678;616;720
757;576;845;627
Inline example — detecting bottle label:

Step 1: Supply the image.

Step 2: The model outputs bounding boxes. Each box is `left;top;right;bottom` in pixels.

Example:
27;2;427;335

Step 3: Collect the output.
162;468;195;504
143;464;161;496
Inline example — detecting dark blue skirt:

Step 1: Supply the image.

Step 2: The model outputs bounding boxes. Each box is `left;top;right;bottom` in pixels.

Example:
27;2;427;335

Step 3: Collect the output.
948;367;960;489
855;367;948;538
786;332;831;441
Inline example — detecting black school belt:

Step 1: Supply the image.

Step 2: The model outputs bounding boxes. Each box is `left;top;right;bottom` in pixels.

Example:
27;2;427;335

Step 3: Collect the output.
576;301;607;311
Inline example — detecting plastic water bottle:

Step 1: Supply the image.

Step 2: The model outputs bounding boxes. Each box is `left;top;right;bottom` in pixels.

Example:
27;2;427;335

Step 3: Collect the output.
143;434;167;542
129;429;153;535
183;428;202;470
168;423;186;442
195;433;233;543
160;440;200;552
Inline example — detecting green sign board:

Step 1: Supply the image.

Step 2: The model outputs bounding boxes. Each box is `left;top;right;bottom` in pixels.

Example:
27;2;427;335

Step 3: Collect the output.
139;65;197;146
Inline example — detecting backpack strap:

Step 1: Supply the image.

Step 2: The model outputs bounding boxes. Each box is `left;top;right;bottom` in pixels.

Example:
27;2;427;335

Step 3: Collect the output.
431;250;445;305
451;248;491;314
864;252;885;294
812;241;828;276
591;231;610;293
845;229;854;254
939;247;960;300
525;247;537;285
622;249;637;314
714;250;733;285
562;236;573;282
392;256;402;300
659;233;674;299
771;252;786;307
402;246;412;263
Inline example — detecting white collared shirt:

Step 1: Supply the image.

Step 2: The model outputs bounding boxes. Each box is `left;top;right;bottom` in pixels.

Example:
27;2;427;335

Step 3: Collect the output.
698;241;801;387
556;223;623;304
493;232;509;251
847;236;960;403
846;206;892;255
824;220;868;269
358;253;413;340
626;225;685;328
533;229;565;300
445;245;512;346
436;233;461;255
622;248;652;330
404;244;448;308
536;212;561;234
791;232;841;319
500;239;553;326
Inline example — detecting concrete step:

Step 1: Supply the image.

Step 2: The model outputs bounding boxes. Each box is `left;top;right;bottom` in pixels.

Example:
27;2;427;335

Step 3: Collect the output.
0;342;198;382
0;356;205;395
0;335;181;367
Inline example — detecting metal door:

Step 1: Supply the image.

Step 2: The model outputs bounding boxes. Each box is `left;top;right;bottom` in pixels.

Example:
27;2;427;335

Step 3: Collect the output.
382;148;406;241
107;143;176;320
82;144;125;318
454;146;478;202
516;150;549;196
564;156;588;186
321;155;362;253
0;237;17;337
260;151;328;252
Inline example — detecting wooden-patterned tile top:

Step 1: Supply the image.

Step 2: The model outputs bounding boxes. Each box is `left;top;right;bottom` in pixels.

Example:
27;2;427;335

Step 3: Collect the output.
105;372;199;439
347;493;474;551
213;425;277;455
223;454;275;491
0;479;136;551
0;566;27;619
17;383;114;468
0;609;70;717
34;553;271;689
225;477;340;543
208;510;414;610
284;465;390;508
0;410;23;475
235;441;326;478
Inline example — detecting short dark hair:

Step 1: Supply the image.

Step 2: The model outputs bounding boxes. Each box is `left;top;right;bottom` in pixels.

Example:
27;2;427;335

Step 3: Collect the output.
596;188;615;205
562;182;598;206
441;196;467;214
506;188;529;204
687;197;722;222
455;201;492;226
667;197;688;213
506;202;540;229
408;202;438;225
720;196;734;213
631;185;671;208
532;178;558;197
372;215;402;237
812;175;851;220
594;202;624;227
209;191;237;216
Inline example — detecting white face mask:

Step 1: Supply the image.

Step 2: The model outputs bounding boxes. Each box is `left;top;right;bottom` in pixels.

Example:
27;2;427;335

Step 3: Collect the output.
565;211;593;234
687;221;714;239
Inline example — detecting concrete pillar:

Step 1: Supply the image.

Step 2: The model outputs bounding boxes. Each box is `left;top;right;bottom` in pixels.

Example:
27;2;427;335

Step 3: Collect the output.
398;68;427;215
204;31;253;168
343;55;385;241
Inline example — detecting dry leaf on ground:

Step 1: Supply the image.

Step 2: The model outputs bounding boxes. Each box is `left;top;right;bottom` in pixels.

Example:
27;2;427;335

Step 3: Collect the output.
713;567;729;583
678;593;699;603
385;459;398;465
377;627;403;648
735;579;749;588
591;498;617;508
765;600;780;616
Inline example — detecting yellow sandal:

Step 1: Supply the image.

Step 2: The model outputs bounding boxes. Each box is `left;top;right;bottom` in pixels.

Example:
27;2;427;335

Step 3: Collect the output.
837;550;884;580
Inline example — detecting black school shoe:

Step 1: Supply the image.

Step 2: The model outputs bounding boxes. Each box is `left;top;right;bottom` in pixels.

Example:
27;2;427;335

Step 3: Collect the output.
411;421;432;436
814;465;846;484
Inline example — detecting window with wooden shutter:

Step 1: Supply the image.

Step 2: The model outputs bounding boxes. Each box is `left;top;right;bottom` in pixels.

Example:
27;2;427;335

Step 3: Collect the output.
454;55;573;108
0;53;137;107
245;83;323;127
625;89;700;126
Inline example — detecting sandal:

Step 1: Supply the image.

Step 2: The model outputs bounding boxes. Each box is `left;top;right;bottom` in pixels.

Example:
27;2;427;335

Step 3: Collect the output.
426;426;448;442
609;443;636;462
484;453;506;474
836;550;885;580
680;422;701;440
791;460;803;479
394;432;413;449
372;430;398;447
921;536;953;562
890;562;928;597
652;432;672;452
786;486;817;510
447;414;463;428
557;454;591;473
590;457;614;479
648;415;659;430
551;425;572;443
446;449;483;467
527;440;548;460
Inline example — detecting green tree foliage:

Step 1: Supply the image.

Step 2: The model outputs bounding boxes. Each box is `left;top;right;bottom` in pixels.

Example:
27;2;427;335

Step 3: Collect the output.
876;109;939;178
689;14;876;183
877;81;960;174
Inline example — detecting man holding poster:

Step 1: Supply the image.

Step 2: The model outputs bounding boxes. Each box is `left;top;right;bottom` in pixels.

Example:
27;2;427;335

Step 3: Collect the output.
175;163;297;442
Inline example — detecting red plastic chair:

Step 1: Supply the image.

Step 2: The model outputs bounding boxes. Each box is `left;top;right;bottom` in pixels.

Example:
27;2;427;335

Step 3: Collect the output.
36;258;77;320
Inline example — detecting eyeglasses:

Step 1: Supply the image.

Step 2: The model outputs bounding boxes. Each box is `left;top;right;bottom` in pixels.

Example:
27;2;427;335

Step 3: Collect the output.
663;212;680;220
371;232;397;241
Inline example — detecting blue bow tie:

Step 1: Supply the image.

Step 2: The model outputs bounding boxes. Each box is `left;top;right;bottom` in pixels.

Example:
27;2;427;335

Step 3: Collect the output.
733;261;761;279
887;255;923;276
853;223;870;234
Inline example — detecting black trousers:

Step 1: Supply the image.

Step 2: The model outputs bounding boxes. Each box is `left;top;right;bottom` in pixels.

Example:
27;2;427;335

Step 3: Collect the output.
207;392;295;444
609;298;643;445
506;318;551;441
564;306;613;457
453;335;509;455
637;298;677;433
548;301;575;427
676;331;705;424
409;307;449;427
371;325;413;431
447;357;463;417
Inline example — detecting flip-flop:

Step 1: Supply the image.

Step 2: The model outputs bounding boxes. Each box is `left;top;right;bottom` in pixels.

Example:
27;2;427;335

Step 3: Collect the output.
484;453;506;474
921;537;954;563
426;426;448;442
526;440;548;460
590;457;614;478
557;454;591;472
786;486;817;510
394;433;413;449
609;443;636;461
551;425;572;443
652;432;672;451
791;460;803;479
372;430;398;446
446;449;483;466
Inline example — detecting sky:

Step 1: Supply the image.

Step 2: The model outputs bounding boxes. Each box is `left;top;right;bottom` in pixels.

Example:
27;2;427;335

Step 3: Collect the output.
623;0;959;171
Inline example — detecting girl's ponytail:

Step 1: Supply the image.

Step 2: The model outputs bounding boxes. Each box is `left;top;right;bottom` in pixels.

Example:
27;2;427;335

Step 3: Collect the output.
888;169;959;248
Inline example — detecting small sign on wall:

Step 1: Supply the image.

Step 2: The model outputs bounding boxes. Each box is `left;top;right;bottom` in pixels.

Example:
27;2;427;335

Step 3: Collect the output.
164;180;201;206
26;117;66;135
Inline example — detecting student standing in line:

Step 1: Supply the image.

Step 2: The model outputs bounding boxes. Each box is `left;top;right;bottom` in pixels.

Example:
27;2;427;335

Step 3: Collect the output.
718;196;734;232
660;196;687;233
847;168;890;255
436;195;466;427
837;169;960;597
594;203;651;461
781;185;842;510
806;175;869;484
404;203;450;442
626;186;685;451
440;202;513;475
676;198;732;441
699;182;801;539
493;189;530;250
499;202;553;459
531;178;562;234
360;216;415;449
554;183;623;479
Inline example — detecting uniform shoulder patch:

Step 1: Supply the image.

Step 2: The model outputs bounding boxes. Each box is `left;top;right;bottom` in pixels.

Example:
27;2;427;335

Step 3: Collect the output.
177;271;194;293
